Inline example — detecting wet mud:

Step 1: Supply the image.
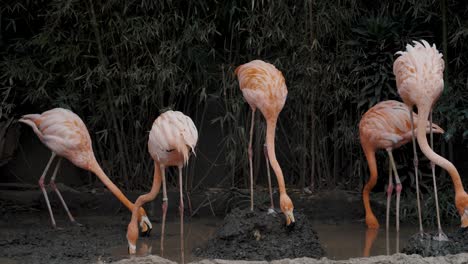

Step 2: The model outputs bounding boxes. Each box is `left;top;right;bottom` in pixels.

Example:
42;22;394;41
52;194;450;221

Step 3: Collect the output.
194;208;325;261
0;211;131;264
402;228;468;257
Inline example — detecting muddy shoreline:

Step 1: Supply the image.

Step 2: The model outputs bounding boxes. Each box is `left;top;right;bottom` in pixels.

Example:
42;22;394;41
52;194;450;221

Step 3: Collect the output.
111;253;468;264
2;187;463;264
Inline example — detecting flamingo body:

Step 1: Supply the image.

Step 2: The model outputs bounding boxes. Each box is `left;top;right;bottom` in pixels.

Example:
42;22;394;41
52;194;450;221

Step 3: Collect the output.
359;100;443;229
19;108;151;231
148;110;198;166
394;40;444;109
236;60;288;117
21;108;94;169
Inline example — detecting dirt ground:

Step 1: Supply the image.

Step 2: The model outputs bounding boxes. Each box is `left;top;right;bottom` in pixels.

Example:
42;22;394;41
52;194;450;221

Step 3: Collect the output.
0;186;380;264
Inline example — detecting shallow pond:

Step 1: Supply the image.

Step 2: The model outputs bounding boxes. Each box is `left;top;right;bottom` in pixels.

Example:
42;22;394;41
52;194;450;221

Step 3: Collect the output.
108;217;447;262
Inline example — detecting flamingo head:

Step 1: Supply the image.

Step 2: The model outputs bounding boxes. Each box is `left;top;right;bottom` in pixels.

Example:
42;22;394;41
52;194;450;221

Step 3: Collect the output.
427;122;444;134
280;193;295;229
127;221;138;255
455;192;468;228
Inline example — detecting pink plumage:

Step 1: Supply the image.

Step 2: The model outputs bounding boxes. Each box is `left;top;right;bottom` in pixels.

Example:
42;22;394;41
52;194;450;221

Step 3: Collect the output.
127;110;198;259
148;110;198;165
235;59;295;227
393;40;468;230
393;40;444;108
19;108;151;231
359;100;444;230
19;108;94;169
235;60;288;117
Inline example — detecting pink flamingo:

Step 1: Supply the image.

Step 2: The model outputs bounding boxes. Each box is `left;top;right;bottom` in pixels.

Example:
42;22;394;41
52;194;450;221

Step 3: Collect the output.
235;59;294;227
19;108;151;232
359;100;443;231
126;110;197;264
394;40;468;239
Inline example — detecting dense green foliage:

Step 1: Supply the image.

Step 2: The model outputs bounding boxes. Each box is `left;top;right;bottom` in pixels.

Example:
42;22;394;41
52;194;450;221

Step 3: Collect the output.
1;0;468;224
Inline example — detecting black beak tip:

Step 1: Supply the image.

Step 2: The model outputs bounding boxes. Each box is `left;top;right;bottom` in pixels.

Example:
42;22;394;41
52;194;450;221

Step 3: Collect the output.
140;228;152;237
286;221;296;231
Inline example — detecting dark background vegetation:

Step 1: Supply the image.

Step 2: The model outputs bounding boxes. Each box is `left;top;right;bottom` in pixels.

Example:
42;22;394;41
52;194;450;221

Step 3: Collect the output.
1;0;468;225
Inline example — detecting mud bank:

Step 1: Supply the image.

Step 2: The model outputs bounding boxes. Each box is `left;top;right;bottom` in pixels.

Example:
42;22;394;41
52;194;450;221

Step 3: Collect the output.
402;228;468;257
194;208;325;261
0;212;131;264
110;253;468;264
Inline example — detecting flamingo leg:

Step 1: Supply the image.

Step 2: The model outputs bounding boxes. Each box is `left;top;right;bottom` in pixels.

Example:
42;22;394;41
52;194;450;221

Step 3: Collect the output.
178;166;185;264
387;149;401;232
49;158;82;226
385;155;394;233
429;111;448;241
160;165;168;256
396;227;400;253
409;107;424;235
263;143;275;214
248;109;256;211
186;190;193;217
39;152;57;228
385;226;390;255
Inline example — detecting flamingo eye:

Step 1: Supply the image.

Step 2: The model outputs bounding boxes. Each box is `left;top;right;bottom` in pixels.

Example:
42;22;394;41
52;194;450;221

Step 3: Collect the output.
166;149;175;152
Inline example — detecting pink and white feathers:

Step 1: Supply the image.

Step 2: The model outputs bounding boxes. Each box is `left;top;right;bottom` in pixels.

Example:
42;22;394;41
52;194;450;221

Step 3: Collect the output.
148;110;198;165
18;108;94;169
393;40;445;108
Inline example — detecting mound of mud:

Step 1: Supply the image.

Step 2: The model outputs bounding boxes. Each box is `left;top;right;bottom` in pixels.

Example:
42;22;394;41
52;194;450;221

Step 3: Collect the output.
194;208;325;261
402;228;468;256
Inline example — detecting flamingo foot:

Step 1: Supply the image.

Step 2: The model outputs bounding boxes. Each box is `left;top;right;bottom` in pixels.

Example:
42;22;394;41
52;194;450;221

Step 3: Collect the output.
72;220;83;227
267;208;276;215
433;232;449;241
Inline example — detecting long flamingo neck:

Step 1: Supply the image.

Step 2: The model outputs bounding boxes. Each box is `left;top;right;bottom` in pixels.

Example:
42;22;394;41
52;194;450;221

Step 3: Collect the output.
88;159;135;211
364;148;378;186
130;160;162;223
416;105;465;195
140;160;162;207
266;117;286;195
362;147;377;210
127;160;163;252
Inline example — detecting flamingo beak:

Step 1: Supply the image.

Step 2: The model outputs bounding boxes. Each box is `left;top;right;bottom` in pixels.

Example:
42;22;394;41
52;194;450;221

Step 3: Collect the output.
285;211;295;230
461;209;468;228
431;124;444;134
139;216;152;237
128;243;136;255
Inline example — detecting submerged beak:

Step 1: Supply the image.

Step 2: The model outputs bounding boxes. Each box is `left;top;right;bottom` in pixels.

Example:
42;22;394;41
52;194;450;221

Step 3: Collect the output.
128;243;136;255
285;211;295;230
461;210;468;228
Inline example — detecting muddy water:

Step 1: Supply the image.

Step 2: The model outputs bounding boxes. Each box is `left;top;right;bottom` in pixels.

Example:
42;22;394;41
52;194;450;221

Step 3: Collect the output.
108;217;220;263
109;217;440;262
316;222;417;259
